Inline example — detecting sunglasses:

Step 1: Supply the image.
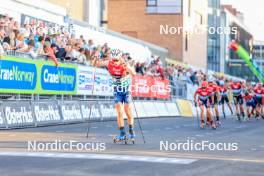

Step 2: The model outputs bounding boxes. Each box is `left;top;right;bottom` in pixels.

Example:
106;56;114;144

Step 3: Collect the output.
113;58;119;62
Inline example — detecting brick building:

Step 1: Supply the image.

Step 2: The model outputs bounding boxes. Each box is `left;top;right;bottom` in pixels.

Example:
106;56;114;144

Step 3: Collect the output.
107;0;208;69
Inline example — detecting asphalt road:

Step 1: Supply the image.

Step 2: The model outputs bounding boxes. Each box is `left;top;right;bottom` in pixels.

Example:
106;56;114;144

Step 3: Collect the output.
0;116;264;176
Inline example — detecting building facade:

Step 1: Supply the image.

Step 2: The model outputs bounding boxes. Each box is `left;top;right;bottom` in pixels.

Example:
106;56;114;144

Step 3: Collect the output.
47;0;104;27
221;5;255;80
253;41;264;60
207;0;221;72
107;0;208;69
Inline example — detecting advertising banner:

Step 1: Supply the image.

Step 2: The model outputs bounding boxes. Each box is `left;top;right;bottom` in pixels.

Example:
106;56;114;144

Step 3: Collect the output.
152;77;170;99
79;101;101;120
59;101;83;123
0;57;37;93
40;64;77;94
77;66;113;96
131;75;170;99
0;56;77;94
2;101;35;128
31;101;61;125
0;106;6;129
98;101;117;119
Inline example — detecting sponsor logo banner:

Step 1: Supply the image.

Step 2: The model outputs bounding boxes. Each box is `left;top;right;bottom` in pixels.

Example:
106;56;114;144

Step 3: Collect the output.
3;102;35;128
0;107;6;128
41;65;76;92
98;101;117;119
132;75;170;99
59;102;83;122
79;101;101;120
77;66;113;96
0;59;37;92
32;101;61;125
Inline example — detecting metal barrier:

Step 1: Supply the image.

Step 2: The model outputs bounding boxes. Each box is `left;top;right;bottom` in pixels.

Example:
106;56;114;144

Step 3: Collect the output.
1;51;188;102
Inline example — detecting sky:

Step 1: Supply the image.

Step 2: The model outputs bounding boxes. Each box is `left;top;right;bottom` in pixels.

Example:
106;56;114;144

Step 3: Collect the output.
221;0;264;41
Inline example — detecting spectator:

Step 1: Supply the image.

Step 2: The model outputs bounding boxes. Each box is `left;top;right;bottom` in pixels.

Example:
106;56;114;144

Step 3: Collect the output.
77;48;86;64
36;35;45;55
135;62;144;75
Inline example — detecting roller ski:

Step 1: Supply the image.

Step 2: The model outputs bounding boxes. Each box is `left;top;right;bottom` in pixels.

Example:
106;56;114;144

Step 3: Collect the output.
113;134;127;144
126;133;135;144
113;128;127;144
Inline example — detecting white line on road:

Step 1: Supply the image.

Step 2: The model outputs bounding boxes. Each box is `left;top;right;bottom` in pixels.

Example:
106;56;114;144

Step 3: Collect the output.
0;152;197;165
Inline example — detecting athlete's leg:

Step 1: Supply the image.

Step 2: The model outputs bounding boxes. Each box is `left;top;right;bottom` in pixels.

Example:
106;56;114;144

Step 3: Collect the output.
207;107;216;129
214;104;221;125
227;102;233;114
114;90;126;139
200;105;205;128
123;91;135;137
116;103;125;128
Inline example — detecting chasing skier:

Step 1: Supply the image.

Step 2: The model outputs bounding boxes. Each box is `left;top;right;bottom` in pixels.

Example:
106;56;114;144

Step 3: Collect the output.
194;81;216;129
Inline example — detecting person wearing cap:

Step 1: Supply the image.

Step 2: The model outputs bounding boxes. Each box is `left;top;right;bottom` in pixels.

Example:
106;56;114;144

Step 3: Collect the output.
194;81;216;129
207;79;221;126
230;79;245;121
93;49;136;141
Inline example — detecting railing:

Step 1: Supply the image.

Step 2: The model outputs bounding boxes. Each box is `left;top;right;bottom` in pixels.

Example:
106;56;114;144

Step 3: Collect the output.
1;51;188;101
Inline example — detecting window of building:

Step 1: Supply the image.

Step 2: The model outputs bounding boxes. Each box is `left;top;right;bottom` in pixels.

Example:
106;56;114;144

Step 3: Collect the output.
146;0;182;14
147;0;157;6
253;45;261;50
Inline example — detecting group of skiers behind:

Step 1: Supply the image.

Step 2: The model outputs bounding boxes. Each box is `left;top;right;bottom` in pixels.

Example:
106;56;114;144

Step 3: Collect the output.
194;78;264;129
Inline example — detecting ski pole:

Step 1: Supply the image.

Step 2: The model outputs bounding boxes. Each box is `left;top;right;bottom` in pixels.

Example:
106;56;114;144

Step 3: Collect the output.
131;97;146;143
86;63;97;139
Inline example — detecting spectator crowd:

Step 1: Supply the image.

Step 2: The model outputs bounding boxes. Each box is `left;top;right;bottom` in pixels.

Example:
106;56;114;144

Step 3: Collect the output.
0;13;239;85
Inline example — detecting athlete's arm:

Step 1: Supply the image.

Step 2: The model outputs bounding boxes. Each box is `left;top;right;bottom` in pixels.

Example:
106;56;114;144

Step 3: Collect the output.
125;64;136;76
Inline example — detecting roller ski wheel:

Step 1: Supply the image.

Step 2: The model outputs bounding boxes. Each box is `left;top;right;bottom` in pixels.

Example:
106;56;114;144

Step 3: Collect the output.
200;121;205;129
113;135;127;144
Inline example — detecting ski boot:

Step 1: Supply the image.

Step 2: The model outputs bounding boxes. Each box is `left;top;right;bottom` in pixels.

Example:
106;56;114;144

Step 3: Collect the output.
223;112;226;120
211;123;217;130
209;121;216;130
216;120;221;126
200;120;205;129
261;114;264;120
127;129;135;144
113;129;127;144
206;118;211;126
237;113;241;122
